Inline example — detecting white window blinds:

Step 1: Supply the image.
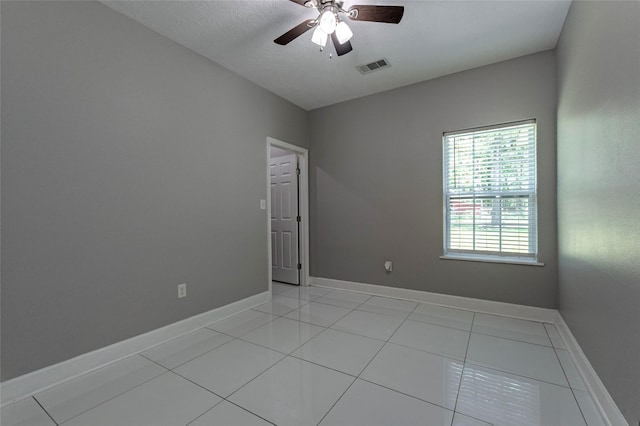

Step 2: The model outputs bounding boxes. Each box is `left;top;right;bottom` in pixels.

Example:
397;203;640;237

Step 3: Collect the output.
443;120;537;260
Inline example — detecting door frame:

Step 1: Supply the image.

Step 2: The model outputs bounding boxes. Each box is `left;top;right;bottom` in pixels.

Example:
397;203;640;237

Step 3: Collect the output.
266;137;310;291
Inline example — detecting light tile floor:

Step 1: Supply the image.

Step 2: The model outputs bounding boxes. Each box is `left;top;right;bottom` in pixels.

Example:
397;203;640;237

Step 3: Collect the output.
1;283;607;426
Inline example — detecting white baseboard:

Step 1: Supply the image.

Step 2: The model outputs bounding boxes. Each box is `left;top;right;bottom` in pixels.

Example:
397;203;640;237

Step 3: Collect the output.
555;313;629;426
309;276;557;323
309;276;626;426
0;291;270;407
2;277;628;426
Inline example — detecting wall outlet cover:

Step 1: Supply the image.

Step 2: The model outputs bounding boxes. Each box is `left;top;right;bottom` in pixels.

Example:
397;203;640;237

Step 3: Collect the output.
177;283;187;299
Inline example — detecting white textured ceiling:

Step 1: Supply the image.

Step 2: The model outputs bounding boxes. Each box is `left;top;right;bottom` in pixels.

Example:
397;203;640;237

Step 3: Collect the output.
102;0;571;110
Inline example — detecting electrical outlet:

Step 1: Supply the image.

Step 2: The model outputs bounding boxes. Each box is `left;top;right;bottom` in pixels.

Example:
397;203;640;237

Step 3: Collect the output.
177;283;187;299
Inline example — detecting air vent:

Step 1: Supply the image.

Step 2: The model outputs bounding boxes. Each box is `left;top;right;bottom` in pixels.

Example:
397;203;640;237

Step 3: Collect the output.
356;58;391;75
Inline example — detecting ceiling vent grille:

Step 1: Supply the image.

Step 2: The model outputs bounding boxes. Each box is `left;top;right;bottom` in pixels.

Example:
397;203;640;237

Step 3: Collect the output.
356;58;391;75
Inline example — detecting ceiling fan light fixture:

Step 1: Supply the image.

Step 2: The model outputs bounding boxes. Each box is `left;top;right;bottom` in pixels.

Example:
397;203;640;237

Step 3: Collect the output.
311;26;328;47
274;0;404;57
318;10;337;34
334;21;353;44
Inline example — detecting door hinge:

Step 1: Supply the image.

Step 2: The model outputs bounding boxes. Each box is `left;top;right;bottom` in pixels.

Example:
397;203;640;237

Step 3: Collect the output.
297;263;302;270
296;216;301;222
296;168;301;175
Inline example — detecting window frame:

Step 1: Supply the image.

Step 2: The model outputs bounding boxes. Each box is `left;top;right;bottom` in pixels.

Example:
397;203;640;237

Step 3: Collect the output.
441;119;542;266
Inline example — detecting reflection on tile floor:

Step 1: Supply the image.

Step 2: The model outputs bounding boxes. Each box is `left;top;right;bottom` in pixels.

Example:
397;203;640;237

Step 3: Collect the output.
1;283;606;426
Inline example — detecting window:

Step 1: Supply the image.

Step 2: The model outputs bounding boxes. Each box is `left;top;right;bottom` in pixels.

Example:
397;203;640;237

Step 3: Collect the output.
443;120;538;263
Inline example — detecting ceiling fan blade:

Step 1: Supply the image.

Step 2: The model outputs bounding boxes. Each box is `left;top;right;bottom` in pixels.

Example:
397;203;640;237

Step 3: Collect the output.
348;5;404;23
274;19;316;45
331;32;353;56
289;0;310;6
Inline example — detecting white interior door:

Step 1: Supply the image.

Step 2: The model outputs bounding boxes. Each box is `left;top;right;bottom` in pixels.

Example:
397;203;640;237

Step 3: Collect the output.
270;154;299;284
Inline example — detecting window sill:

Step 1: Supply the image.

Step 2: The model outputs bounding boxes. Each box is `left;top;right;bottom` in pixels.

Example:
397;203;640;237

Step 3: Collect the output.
439;255;544;267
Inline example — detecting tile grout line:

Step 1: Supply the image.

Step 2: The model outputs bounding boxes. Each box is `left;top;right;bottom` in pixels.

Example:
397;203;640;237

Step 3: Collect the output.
278;290;334;303
232;321;330;357
236;301;363;358
452;312;476;424
221;399;278;426
252;300;311;317
382;339;466;362
140;331;236;371
469;330;555;348
287;350;360;379
280;302;357;329
315;298;420;425
46;365;171;425
158;298;482;380
139;352;171;368
183;401;226;426
144;295;463;425
545;324;591;426
12;292;358;423
233;290;377;358
400;316;474;333
323;304;358;328
355;376;459;413
320;301;473;347
145;361;221;406
182;398;227;426
22;289;570;425
263;327;459;389
272;298;389;376
311;299;368;310
31;333;238;425
320;326;388;343
204;311;280;335
312;290;373;310
204;324;270;342
167;370;278;426
314;376;359;425
217;296;369;426
32;395;60;426
458;330;587;387
174;369;279;426
462;360;578;390
169;353;279;405
137;354;237;414
358;299;419;374
359;303;556;350
222;354;291;402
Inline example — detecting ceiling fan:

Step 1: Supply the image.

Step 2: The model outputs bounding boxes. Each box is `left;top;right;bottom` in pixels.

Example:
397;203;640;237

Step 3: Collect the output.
274;0;404;56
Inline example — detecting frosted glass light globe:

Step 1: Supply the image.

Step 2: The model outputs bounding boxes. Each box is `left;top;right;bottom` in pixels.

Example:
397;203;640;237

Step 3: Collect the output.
311;26;328;47
335;21;353;44
319;11;337;34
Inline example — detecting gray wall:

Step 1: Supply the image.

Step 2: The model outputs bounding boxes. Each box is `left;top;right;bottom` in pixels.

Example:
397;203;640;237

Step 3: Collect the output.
556;2;640;424
1;1;308;380
309;51;558;308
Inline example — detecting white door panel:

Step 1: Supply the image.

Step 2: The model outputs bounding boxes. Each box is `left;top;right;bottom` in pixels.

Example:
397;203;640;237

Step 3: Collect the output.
270;154;299;284
271;231;277;267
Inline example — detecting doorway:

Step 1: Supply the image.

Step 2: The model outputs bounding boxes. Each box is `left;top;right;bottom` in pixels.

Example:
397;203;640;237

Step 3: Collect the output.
267;137;309;290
